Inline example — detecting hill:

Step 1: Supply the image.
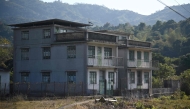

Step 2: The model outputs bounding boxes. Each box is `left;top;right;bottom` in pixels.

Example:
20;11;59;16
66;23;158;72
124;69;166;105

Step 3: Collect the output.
0;0;190;26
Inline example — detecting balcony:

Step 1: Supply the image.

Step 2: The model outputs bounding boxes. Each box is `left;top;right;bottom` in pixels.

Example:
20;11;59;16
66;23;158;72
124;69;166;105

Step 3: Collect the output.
128;40;151;48
127;59;159;69
55;31;118;44
55;32;86;42
88;56;124;68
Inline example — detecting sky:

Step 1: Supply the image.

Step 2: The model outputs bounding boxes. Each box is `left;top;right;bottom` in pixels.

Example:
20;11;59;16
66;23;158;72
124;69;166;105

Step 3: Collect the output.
42;0;190;15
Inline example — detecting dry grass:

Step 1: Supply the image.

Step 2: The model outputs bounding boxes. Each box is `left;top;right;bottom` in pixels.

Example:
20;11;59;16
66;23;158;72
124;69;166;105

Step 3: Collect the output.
0;95;88;109
80;98;190;109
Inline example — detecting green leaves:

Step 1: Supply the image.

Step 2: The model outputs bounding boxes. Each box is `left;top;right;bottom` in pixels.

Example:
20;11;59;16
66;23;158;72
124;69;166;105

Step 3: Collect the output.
180;69;190;95
0;37;12;69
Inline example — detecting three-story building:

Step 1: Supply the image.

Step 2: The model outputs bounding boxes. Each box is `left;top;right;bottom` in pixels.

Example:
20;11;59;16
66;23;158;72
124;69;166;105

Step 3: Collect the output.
118;37;158;98
10;19;123;95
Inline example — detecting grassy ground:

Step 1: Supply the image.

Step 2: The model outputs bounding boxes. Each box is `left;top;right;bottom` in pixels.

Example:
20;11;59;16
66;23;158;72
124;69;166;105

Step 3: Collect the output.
1;94;190;109
0;95;89;109
80;97;190;109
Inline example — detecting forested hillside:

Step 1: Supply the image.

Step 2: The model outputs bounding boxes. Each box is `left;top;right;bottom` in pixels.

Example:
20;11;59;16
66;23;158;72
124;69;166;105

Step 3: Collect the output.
0;0;190;25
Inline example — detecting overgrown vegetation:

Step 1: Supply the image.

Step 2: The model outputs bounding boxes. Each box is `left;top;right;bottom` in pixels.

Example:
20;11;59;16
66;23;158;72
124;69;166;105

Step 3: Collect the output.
0;95;89;109
79;91;190;109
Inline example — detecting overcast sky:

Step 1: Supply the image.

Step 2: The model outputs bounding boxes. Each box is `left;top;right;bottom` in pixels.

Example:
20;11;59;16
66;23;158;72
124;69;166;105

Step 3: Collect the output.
41;0;190;15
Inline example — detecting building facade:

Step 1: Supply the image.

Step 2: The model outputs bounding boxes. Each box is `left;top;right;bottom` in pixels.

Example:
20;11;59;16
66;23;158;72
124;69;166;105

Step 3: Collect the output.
11;19;124;96
118;38;158;98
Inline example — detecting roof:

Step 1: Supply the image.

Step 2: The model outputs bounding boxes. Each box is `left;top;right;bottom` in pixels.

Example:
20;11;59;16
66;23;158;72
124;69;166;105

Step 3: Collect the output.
8;19;92;28
0;67;9;72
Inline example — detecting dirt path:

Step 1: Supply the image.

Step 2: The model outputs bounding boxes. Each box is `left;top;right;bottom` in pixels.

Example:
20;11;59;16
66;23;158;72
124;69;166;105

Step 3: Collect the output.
58;99;94;109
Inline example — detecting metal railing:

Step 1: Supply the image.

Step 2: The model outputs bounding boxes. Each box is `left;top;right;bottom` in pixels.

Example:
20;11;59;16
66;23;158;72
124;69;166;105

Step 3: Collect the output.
88;56;124;68
127;59;159;69
127;40;151;48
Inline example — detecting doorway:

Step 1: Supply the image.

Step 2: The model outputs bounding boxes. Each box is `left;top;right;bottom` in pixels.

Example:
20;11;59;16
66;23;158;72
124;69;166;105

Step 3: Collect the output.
99;70;105;95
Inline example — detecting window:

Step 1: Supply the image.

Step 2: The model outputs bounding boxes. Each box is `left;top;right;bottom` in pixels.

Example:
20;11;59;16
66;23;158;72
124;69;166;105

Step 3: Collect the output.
137;71;142;85
21;31;29;40
67;46;76;58
21;48;29;60
21;72;29;82
104;47;112;58
88;46;95;58
42;72;50;83
130;72;135;83
43;29;51;38
90;71;96;84
43;47;51;59
129;50;134;61
144;52;149;62
108;72;114;84
137;51;141;60
144;72;149;83
67;71;76;83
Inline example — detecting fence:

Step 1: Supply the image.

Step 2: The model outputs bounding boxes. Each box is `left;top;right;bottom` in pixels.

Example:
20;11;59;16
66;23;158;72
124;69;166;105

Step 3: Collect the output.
0;83;9;96
0;82;84;97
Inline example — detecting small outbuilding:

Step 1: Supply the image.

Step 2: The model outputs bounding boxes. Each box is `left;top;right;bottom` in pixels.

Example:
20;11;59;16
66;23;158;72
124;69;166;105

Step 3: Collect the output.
0;67;10;95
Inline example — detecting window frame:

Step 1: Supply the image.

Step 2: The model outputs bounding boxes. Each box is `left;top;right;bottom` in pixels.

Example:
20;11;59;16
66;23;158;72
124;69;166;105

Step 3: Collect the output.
130;72;135;83
67;46;76;58
21;48;29;60
129;50;134;61
137;51;141;60
21;31;29;40
42;47;51;59
88;46;95;58
21;72;29;83
42;72;50;83
104;47;112;59
144;52;149;62
90;71;97;84
108;72;115;84
67;71;76;83
43;29;51;39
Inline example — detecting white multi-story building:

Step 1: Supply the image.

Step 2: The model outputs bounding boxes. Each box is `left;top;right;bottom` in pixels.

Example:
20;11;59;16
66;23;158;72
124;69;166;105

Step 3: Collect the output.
118;37;158;97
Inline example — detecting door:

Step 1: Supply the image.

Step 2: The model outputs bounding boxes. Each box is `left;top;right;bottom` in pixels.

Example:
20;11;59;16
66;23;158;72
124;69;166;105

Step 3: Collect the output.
99;71;105;95
137;71;142;86
97;47;102;66
137;51;141;67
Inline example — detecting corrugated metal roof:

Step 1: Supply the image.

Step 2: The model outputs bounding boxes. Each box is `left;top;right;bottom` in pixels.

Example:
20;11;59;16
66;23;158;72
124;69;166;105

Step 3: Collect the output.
8;19;92;27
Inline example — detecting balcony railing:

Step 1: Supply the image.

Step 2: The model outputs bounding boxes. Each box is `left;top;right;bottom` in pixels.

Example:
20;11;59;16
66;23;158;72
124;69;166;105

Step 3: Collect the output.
127;59;159;69
55;32;86;42
88;56;123;68
128;40;151;48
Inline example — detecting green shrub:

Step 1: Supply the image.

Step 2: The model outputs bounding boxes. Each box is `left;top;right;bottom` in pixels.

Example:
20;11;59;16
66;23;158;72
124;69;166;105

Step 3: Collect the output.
135;101;156;109
159;96;170;100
